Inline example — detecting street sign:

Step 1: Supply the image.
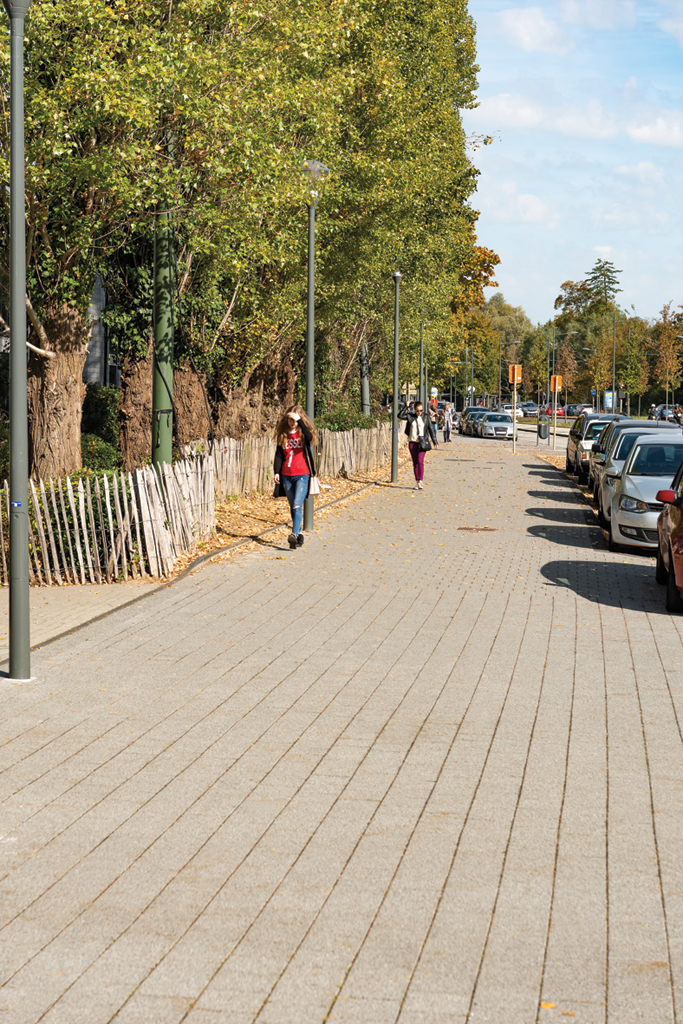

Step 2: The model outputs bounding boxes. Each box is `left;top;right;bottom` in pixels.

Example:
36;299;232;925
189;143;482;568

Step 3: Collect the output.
551;374;562;392
509;364;522;384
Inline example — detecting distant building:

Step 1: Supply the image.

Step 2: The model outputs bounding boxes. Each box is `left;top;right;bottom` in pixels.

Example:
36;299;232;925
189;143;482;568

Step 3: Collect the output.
83;277;120;387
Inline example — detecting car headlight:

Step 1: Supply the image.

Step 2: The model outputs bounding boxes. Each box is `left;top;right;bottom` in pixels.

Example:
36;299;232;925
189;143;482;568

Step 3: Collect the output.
605;475;616;487
619;495;648;513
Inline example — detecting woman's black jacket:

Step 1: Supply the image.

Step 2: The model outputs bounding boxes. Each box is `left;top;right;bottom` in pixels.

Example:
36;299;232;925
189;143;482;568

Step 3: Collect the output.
398;405;437;443
273;420;317;498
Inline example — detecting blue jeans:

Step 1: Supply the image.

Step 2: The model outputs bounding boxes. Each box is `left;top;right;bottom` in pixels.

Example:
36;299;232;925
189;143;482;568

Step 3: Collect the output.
282;474;309;536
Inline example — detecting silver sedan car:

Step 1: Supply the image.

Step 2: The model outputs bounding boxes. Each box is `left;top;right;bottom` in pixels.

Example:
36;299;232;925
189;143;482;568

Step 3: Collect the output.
607;436;683;552
478;413;514;439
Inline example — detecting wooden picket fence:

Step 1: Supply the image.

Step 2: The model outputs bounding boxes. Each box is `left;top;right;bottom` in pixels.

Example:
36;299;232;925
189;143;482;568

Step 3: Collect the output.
0;422;401;587
182;421;401;500
0;457;214;587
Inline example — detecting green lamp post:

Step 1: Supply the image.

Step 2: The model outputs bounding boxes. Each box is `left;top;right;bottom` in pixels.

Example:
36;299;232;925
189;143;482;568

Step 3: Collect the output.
301;159;329;531
4;0;32;680
391;270;402;483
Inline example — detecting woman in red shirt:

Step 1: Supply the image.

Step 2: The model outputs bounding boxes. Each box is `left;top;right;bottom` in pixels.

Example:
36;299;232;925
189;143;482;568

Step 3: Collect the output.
273;406;318;549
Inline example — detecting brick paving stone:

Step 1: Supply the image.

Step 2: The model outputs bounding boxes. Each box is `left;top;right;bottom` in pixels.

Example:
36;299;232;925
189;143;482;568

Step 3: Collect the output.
0;433;682;1024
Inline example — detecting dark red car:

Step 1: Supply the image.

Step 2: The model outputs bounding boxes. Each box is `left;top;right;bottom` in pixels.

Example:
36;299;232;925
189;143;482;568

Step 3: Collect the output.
656;461;683;611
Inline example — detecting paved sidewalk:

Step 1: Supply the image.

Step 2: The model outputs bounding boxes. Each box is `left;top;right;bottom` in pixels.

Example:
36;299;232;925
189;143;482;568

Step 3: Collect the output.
1;436;681;1024
0;578;163;664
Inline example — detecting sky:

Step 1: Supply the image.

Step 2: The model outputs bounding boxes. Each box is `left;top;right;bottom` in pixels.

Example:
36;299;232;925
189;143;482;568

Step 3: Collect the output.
462;0;683;325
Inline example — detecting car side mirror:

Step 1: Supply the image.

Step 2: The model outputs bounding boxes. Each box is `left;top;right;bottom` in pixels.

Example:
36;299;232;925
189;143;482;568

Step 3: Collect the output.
657;489;676;504
592;443;602;453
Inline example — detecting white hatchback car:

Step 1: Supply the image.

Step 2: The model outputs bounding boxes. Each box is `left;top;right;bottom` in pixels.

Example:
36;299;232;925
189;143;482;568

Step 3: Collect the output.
607;436;683;552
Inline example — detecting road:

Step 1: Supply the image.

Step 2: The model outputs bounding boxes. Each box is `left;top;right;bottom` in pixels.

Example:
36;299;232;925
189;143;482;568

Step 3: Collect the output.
0;434;681;1024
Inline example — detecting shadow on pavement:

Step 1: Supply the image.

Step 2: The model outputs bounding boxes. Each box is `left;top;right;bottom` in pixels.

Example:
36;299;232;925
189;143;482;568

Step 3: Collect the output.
527;523;602;550
526;507;595;526
527;489;586;504
540;558;668;613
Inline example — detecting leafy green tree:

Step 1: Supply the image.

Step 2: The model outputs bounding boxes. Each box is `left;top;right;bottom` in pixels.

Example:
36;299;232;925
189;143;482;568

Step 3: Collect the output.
617;320;649;415
585;259;622;305
654;303;682;410
556;339;578;405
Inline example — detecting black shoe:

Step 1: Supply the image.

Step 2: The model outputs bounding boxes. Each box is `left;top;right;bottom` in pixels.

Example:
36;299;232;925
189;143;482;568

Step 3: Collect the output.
297;534;304;547
288;533;297;549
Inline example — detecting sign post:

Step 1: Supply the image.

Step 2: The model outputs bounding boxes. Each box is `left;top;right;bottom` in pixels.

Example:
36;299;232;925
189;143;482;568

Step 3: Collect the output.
509;364;522;454
551;374;562;450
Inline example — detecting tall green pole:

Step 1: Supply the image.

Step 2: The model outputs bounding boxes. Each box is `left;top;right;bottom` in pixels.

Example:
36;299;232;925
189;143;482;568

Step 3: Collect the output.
360;343;370;416
391;271;401;483
6;0;32;681
304;202;316;530
419;323;424;406
152;207;174;469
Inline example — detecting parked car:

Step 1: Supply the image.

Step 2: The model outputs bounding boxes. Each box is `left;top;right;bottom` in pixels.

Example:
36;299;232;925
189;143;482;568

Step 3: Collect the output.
478;413;514;439
655;462;683;611
521;402;539;418
591;419;679;508
543;404;565;416
607;436;683;552
465;410;488;435
458;407;481;433
565;413;619;484
587;417;632;494
497;403;524;420
596;422;680;525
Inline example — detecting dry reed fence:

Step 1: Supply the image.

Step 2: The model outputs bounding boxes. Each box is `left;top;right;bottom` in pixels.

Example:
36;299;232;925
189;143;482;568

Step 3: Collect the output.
0;458;214;587
182;421;401;499
2;422;400;587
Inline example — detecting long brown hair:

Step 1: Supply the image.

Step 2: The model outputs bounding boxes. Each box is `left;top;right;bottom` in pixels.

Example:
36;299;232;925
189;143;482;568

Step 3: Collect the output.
275;404;318;447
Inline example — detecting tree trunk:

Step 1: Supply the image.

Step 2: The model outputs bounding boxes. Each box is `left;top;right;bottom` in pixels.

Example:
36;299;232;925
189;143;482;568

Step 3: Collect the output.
119;348;153;472
174;364;209;447
27;306;87;480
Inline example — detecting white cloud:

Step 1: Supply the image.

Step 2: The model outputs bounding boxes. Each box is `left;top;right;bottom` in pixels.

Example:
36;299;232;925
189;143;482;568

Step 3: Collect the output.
613;161;667;186
486;181;560;227
627;109;683;147
559;0;637;30
593;245;614;255
474;94;618;138
657;1;683;46
497;8;574;54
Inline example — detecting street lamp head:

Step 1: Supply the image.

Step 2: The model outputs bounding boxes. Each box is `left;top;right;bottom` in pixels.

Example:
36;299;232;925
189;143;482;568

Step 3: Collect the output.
2;0;31;17
301;159;330;208
392;270;402;283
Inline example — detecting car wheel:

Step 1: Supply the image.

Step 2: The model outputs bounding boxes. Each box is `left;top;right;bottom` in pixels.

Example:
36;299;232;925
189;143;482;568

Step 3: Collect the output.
577;465;588;485
666;551;683;612
656;543;668;585
565;453;572;473
608;519;621;553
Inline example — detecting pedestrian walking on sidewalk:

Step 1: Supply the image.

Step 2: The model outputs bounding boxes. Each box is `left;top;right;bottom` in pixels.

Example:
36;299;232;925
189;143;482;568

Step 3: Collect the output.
443;403;453;443
273;406;318;549
399;400;437;490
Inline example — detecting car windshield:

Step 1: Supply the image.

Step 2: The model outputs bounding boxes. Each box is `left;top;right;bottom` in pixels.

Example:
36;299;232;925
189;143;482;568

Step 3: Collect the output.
584;421;610;440
485;415;512;422
628;444;683;476
613;432;645;460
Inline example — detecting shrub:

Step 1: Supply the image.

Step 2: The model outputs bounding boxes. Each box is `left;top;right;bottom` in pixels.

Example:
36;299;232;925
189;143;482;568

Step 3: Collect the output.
82;383;120;447
316;405;388;432
81;433;119;473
